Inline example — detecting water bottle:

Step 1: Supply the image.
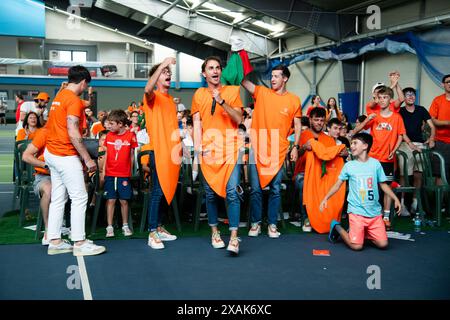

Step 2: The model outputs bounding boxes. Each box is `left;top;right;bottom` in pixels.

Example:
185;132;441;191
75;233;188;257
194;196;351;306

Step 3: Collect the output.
414;213;421;232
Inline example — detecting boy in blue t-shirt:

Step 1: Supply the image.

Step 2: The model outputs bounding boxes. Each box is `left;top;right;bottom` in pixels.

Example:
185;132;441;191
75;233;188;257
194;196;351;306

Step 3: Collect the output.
320;133;401;251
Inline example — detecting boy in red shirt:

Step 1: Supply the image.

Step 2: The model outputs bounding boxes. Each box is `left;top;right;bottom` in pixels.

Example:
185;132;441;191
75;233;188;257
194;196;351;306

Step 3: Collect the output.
354;86;407;229
103;110;138;237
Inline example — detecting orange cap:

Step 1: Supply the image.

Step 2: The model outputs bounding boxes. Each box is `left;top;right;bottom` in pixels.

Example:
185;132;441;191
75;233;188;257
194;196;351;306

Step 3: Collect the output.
35;92;50;101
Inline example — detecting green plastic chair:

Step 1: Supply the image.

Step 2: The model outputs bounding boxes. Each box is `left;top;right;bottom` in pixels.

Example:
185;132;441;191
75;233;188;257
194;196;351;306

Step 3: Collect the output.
16;141;34;226
12;139;31;210
389;150;425;227
413;148;449;227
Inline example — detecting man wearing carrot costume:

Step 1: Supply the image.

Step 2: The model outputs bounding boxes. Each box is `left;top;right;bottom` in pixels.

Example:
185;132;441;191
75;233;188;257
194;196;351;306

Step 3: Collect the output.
241;64;302;238
192;56;244;255
143;57;182;250
295;107;347;233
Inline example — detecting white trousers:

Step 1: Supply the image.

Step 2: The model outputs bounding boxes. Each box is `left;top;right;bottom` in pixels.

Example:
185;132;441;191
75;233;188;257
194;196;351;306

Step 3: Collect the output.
44;149;87;241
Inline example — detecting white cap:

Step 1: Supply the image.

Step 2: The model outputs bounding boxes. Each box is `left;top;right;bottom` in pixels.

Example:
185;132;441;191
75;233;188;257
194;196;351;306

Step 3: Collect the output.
230;35;245;51
372;82;385;93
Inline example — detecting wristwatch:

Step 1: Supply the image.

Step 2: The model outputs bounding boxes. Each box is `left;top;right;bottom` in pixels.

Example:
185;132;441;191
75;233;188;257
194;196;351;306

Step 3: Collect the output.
218;99;225;106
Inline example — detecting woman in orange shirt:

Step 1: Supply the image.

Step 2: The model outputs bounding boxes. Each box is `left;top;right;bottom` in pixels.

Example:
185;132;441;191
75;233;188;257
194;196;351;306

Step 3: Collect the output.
16;111;42;141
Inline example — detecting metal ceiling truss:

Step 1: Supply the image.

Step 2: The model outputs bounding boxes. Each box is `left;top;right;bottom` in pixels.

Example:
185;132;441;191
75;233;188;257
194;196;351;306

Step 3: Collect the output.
229;0;355;41
111;0;278;57
44;0;229;61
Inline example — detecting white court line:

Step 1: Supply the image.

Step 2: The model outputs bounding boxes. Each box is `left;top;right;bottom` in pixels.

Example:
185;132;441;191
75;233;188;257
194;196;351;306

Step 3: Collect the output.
76;256;93;300
0;191;13;194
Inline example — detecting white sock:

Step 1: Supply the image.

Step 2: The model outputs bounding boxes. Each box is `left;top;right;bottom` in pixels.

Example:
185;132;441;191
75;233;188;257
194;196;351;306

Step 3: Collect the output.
192;170;198;181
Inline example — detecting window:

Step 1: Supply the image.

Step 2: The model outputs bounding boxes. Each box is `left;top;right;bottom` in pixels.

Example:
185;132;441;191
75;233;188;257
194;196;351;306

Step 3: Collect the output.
134;52;148;78
50;50;87;62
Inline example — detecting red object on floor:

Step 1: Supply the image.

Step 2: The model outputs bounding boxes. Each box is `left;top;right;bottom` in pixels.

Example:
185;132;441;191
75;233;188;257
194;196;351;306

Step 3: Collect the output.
313;249;330;256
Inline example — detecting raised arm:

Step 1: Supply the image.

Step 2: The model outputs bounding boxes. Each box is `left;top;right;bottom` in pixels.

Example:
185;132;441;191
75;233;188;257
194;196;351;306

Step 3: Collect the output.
241;79;256;96
144;57;176;100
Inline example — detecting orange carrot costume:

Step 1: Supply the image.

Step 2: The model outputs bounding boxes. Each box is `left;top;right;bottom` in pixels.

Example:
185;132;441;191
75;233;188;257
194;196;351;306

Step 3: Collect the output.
250;86;301;188
303;138;346;233
191;86;243;197
142;91;181;204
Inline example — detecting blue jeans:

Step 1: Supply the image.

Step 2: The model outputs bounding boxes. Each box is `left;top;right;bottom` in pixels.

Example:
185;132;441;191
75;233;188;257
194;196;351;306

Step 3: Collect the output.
148;151;164;232
248;149;284;226
294;173;307;220
202;163;242;230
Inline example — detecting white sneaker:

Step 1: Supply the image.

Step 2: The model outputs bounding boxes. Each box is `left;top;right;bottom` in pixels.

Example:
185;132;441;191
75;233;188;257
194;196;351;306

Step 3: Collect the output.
41;232;49;246
48;239;73;255
268;224;281;238
148;231;165;249
211;231;225;249
248;223;261;237
106;225;114;238
302;219;312;232
400;205;411;217
73;240;106;256
122;225;133;237
227;237;241;255
157;227;176;241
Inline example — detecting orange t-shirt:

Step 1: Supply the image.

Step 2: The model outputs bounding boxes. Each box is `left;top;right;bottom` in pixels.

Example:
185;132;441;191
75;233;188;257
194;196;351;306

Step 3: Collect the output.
46;89;86;156
142;91;181;204
294;130;332;176
251;85;301;188
429;94;450;143
365;112;406;163
30;128;49;175
191;86;243;197
91;121;105;138
366;101;400;115
16;128;38;141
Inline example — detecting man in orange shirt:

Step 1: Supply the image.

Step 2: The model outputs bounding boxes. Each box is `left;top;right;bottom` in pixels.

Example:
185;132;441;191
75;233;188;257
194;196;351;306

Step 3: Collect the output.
22;128;51;246
142;57;181;250
192;56;244;255
429;74;450;184
354;86;408;229
44;65;105;256
241;64;302;238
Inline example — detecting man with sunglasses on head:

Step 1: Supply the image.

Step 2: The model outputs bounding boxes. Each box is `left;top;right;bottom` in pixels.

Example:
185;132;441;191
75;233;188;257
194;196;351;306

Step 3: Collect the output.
429;74;450;186
398;87;436;215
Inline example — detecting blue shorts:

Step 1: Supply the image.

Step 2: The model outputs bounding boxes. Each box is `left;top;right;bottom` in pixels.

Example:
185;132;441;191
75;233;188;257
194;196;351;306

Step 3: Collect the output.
104;176;132;200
